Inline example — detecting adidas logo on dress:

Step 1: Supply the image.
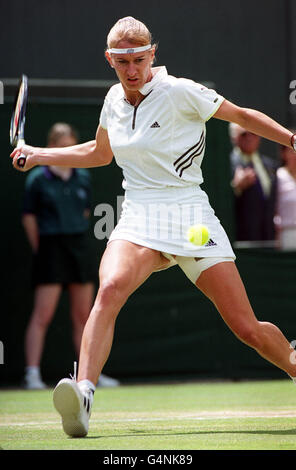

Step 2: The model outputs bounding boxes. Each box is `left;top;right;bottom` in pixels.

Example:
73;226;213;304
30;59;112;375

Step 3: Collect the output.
150;121;160;128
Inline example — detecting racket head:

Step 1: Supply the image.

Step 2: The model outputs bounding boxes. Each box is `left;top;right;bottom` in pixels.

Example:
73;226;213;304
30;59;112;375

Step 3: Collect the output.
10;74;28;147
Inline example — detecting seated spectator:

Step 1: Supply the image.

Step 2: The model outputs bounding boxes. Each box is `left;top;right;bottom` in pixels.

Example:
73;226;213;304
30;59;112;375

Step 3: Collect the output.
229;123;278;242
274;139;296;250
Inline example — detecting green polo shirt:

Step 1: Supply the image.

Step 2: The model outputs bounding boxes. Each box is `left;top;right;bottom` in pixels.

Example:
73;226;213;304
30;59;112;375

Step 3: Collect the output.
22;167;92;235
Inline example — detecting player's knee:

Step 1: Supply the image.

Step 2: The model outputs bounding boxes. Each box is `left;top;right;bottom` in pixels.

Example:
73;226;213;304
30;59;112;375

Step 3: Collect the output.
97;277;129;309
235;322;261;349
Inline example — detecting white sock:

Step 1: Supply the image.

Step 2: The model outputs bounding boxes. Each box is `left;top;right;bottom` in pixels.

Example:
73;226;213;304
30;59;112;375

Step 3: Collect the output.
78;379;96;394
25;366;41;376
290;376;296;385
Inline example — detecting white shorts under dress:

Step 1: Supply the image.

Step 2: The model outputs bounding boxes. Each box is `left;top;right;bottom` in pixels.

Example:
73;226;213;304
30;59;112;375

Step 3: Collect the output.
108;184;235;284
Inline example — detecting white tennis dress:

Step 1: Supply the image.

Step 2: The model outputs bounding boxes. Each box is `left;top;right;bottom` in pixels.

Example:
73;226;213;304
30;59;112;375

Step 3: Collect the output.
100;66;235;263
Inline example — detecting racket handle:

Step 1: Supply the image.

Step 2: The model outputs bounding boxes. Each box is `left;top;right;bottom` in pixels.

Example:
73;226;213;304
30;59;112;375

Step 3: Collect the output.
17;153;27;168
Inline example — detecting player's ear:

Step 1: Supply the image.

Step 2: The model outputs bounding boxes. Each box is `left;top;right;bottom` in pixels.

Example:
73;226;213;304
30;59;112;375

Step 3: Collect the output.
150;45;156;65
105;51;114;68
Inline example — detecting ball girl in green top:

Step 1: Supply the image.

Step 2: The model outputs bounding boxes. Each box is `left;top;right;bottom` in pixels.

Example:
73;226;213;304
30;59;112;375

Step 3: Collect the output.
22;123;96;389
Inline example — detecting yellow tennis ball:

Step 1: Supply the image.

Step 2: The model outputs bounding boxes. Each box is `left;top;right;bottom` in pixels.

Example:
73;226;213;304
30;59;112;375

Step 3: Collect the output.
187;224;210;246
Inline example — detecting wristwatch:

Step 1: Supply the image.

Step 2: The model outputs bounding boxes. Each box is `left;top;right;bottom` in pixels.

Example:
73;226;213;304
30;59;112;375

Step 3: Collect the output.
291;134;296;151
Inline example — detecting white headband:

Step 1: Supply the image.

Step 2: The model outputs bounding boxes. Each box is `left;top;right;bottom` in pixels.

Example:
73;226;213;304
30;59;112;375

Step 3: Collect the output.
107;44;152;54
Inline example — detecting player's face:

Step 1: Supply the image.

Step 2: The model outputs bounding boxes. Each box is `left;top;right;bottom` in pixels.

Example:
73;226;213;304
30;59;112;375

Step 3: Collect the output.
106;41;155;94
237;131;261;154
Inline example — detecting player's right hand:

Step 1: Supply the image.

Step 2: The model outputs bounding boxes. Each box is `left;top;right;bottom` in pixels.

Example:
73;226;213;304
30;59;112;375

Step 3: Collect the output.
10;145;39;172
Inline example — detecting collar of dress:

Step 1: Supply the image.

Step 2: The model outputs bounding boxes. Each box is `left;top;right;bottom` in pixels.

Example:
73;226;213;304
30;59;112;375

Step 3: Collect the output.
139;66;168;95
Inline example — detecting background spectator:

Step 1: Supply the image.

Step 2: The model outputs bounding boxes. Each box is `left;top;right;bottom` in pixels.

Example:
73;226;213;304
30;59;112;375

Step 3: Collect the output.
22;123;119;389
274;137;296;250
229;123;278;242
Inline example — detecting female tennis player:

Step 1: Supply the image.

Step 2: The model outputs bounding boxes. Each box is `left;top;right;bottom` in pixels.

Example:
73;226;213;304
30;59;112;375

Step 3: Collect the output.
11;17;296;438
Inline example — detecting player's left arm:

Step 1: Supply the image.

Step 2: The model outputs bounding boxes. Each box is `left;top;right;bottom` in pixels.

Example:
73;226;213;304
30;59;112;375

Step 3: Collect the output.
214;99;295;150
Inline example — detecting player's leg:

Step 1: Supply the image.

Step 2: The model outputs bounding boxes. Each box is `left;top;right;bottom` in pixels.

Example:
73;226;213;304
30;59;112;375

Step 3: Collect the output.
68;282;120;388
54;240;168;437
195;261;296;377
24;284;62;388
68;282;95;356
77;240;169;385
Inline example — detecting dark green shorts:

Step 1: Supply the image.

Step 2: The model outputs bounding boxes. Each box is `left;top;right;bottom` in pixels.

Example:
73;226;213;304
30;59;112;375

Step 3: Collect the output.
32;233;98;287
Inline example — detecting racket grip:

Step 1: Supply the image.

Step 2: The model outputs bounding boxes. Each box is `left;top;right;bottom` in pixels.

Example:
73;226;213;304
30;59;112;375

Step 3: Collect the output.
17;153;27;168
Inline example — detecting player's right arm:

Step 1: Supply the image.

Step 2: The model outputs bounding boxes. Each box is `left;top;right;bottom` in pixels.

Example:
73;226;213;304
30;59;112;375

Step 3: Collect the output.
10;125;113;172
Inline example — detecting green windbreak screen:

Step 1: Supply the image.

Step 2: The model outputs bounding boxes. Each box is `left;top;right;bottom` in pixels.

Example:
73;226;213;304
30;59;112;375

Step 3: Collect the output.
1;101;294;384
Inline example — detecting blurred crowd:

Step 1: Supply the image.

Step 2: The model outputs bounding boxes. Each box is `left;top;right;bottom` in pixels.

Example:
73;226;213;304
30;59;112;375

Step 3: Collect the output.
229;123;296;250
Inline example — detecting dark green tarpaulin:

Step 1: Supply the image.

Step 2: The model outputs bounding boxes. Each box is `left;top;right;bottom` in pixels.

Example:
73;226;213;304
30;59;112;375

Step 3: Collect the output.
1;102;295;385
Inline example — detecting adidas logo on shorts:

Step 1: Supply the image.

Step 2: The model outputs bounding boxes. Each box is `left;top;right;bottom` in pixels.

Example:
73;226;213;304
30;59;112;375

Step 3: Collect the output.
150;121;160;128
204;238;217;247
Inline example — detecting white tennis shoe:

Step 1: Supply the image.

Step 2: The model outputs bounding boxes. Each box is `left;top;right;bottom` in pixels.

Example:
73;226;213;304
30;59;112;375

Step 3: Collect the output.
53;378;94;438
24;374;47;390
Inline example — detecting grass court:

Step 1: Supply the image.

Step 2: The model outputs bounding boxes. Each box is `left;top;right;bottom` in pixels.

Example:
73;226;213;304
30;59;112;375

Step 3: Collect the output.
1;379;296;451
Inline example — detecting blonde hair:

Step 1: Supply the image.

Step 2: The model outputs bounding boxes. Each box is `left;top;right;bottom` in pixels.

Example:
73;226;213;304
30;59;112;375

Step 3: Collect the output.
47;123;79;145
228;122;246;144
107;16;153;49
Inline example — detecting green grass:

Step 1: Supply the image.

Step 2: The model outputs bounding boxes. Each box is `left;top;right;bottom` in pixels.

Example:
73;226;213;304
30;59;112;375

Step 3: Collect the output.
1;379;296;450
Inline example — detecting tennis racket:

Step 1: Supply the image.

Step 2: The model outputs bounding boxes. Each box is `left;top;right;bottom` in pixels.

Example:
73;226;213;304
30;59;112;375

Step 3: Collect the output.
10;74;28;168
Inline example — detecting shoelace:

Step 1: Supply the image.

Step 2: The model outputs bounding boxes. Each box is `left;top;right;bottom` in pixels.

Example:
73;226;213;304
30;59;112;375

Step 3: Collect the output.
69;361;77;381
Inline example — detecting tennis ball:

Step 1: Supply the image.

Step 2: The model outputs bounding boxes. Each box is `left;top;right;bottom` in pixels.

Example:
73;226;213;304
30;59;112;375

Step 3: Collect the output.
187;224;210;246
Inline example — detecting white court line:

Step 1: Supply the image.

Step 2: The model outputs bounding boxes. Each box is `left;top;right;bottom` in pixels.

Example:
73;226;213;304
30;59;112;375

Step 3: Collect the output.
1;412;296;427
